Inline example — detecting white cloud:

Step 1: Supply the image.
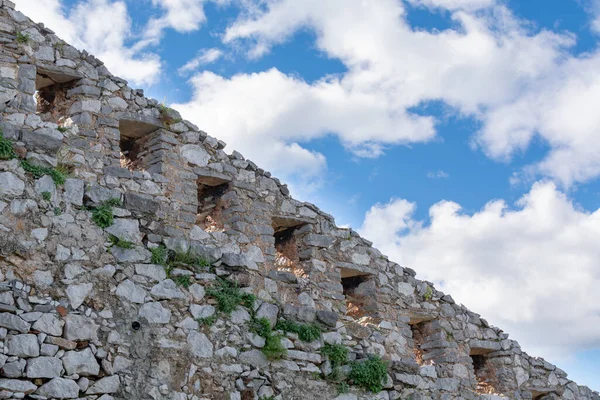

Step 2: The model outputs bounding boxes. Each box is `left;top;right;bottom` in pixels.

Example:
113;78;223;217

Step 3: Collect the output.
13;0;162;86
406;0;496;11
427;170;450;179
142;0;213;46
216;0;600;187
178;48;223;75
173;68;435;186
359;182;600;359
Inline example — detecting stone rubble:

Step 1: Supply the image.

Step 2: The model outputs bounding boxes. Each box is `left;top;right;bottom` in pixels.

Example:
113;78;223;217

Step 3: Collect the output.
0;1;598;399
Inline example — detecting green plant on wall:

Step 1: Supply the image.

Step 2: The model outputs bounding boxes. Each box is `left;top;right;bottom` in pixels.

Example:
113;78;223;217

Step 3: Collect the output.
349;355;388;393
251;317;286;360
20;160;66;185
0;131;16;160
275;319;321;342
90;198;121;229
16;32;30;44
206;278;255;314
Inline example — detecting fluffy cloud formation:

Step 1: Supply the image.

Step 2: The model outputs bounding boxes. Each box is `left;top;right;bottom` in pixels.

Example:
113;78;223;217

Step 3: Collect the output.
13;0;161;86
172;69;434;184
142;0;228;46
209;0;600;187
359;182;600;359
406;0;495;11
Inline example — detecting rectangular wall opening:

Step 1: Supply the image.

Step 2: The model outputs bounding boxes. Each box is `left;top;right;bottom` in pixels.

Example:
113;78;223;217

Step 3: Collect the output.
274;226;300;269
470;353;500;395
118;118;162;171
271;217;310;278
409;322;428;366
34;67;81;125
197;182;229;232
340;268;375;319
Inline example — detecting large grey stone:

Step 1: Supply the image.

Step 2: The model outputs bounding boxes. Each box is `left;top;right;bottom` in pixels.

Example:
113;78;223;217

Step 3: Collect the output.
0;172;25;197
150;279;185;300
2;359;25;377
135;264;167;282
86;375;120;394
189;304;215;319
66;283;93;310
139;302;171;324
239;350;268;368
32;313;63;336
181;144;210;167
105;218;141;243
116;279;147;304
64;179;84;206
221;253;257;270
124;192;159;215
0;312;30;333
62;348;100;376
317;310;339;328
36;377;80;399
187;330;213;358
8;334;39;358
27;356;64;378
256;302;279;328
22;127;63;152
0;378;37;393
63;314;99;341
84;183;121;205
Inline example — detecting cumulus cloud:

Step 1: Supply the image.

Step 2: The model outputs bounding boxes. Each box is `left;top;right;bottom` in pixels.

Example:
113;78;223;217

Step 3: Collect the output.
172;68;435;184
359;182;600;359
406;0;496;11
178;48;224;75
214;0;600;187
13;0;162;86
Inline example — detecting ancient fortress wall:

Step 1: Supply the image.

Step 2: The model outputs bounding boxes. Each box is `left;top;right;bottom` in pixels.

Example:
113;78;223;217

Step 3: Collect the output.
0;1;597;399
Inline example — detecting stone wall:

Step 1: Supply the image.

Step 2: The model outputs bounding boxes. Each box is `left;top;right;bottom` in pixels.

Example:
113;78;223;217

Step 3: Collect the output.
0;1;598;399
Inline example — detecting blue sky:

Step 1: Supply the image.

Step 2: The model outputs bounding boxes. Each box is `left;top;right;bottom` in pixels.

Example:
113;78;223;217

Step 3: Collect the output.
16;0;600;391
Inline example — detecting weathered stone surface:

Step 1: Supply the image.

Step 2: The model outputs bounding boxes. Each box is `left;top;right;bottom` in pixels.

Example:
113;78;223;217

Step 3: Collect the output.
8;334;39;357
0;172;25;197
256;302;279;328
187;331;213;358
0;378;37;393
181;144;210;166
86;375;120;394
150;279;185;300
26;356;64;378
239;350;268;368
63;314;99;341
36;377;81;399
62;348;101;376
66;283;93;309
0;313;30;333
139;302;171;324
116;279;147;303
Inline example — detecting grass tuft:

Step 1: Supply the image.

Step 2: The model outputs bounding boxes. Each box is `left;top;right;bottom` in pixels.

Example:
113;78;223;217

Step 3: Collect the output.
322;343;349;368
20;160;66;185
198;315;217;327
349;355;388;393
108;234;134;249
205;278;255;314
0;131;16;160
16;32;30;44
275;319;321;342
173;275;191;288
41;191;52;202
151;246;167;265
